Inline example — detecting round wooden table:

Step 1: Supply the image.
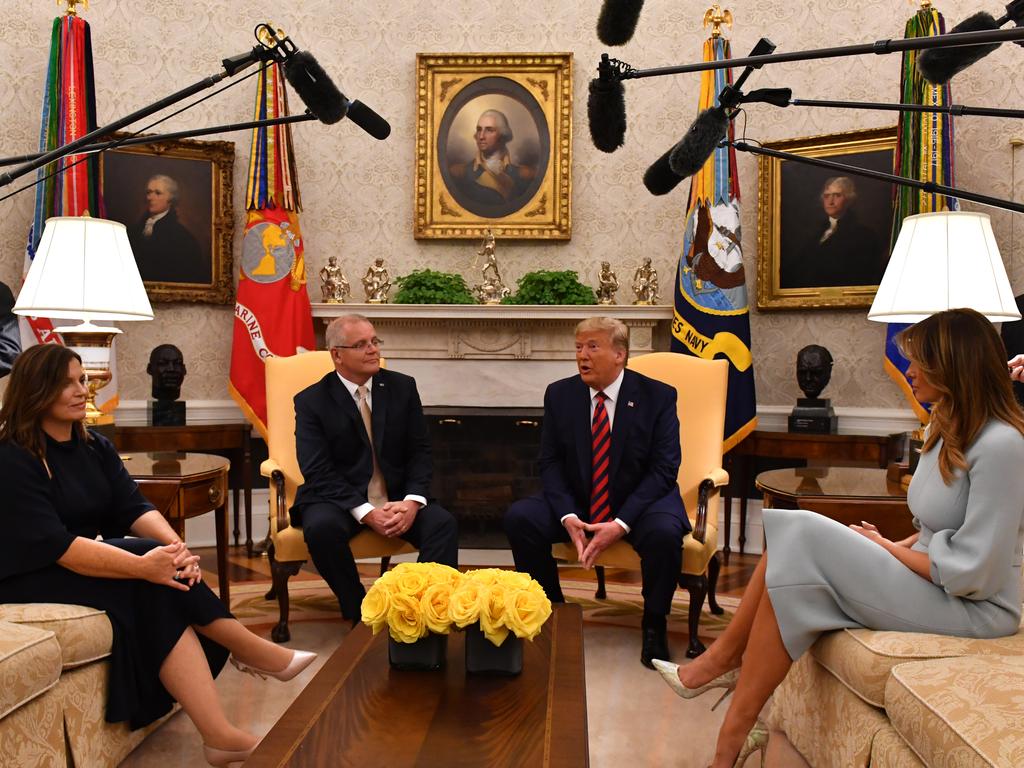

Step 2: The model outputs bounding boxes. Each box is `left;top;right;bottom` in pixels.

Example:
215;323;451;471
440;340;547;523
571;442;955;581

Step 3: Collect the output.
122;452;231;606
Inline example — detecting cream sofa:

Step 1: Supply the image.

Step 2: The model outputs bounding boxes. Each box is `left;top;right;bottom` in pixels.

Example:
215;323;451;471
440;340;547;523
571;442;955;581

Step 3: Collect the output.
768;622;1024;767
0;603;170;767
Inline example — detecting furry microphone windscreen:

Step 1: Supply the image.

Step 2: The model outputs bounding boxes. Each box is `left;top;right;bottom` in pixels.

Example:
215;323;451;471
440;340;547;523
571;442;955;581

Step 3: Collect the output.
597;0;645;46
916;12;1002;85
588;76;627;152
668;107;730;178
283;50;347;124
643;147;685;196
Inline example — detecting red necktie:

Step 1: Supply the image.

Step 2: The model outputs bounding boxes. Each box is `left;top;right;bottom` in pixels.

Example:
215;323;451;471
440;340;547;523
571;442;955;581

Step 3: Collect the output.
590;392;612;523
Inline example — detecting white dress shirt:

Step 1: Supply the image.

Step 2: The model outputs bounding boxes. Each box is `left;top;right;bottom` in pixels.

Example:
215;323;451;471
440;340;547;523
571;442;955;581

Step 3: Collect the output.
336;372;427;523
562;368;631;533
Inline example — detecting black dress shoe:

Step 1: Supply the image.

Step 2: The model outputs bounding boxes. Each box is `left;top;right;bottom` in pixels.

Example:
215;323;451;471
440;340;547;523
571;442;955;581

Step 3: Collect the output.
641;625;670;669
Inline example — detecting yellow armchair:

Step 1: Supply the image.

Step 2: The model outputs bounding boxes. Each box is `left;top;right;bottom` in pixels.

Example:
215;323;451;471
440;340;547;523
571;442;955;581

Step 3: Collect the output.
553;352;729;658
262;351;414;642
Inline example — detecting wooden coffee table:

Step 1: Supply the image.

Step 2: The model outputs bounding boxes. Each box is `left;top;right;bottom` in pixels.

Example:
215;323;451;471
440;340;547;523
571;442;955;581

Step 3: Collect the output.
247;603;588;767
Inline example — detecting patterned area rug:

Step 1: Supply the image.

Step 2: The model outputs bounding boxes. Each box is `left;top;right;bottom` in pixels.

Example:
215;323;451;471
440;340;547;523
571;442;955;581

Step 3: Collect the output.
231;574;737;644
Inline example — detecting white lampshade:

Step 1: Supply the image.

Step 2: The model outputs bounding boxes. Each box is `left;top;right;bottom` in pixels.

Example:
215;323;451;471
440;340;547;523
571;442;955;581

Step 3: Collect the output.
13;216;153;322
868;211;1020;324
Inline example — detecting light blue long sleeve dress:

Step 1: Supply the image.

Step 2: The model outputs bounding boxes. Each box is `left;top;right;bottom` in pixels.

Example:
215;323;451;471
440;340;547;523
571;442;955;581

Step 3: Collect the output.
764;419;1024;660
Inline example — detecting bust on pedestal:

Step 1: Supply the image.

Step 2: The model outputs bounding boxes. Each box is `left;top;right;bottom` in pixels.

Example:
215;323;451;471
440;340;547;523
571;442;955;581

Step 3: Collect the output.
789;344;837;434
147;344;186;427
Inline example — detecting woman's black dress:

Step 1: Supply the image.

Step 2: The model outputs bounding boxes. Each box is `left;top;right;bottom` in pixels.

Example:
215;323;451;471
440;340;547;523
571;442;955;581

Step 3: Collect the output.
0;429;232;729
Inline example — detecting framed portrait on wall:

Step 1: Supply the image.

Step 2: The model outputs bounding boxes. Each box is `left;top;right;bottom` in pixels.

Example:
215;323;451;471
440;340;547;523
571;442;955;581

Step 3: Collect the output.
414;53;573;240
101;135;235;303
756;126;897;310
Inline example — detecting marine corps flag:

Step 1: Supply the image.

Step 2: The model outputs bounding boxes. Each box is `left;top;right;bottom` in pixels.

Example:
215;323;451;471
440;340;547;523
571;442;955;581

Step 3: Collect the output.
883;6;959;423
672;34;756;451
229;62;315;439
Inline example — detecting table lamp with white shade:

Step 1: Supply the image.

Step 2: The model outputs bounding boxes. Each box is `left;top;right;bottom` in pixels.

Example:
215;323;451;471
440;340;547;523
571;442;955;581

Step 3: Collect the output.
867;211;1021;324
13;216;154;425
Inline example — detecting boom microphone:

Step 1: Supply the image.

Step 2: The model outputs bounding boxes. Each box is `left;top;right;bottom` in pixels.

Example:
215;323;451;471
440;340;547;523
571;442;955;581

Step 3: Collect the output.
283;50;348;124
917;12;1004;84
643;107;730;196
588;55;627;152
346;99;391;140
597;0;645;46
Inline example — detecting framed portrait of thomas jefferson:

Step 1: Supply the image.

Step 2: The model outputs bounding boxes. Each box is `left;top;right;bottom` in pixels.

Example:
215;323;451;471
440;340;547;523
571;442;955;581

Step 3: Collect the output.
414;53;572;239
756;126;897;310
101;135;235;303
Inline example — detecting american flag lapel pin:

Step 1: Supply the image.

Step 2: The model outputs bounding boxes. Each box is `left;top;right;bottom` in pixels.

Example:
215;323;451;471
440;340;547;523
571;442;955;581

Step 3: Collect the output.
627;400;635;408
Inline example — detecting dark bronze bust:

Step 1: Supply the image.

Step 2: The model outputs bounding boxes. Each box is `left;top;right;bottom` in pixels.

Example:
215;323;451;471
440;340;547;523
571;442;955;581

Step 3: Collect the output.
147;344;187;401
796;344;833;400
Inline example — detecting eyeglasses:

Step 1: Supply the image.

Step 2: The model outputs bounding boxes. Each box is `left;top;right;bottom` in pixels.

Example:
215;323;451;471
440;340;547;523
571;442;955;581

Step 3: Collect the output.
332;337;383;351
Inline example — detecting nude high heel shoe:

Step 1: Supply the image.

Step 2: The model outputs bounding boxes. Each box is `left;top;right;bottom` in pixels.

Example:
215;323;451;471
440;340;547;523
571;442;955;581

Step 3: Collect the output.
734;721;768;768
651;659;740;711
229;649;316;682
203;743;255;767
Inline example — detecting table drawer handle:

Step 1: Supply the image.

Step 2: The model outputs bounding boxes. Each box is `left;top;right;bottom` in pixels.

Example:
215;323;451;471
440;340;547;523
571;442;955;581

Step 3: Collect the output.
208;486;223;505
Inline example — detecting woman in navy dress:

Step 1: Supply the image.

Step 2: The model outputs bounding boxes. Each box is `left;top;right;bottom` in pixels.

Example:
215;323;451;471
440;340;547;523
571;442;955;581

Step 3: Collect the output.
653;308;1024;767
0;344;315;766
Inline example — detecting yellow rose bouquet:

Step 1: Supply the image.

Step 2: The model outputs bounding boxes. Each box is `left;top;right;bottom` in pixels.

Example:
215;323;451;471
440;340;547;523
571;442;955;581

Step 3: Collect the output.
361;562;462;642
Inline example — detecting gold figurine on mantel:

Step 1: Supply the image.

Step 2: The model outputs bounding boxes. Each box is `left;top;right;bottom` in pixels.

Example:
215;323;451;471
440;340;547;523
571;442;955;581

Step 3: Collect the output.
702;4;733;38
362;257;392;303
632;257;660;305
596;261;619;305
319;256;350;304
473;229;510;304
58;0;88;14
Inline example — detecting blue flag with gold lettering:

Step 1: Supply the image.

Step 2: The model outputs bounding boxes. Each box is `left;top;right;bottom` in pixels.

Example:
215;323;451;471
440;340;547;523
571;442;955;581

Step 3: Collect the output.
671;35;756;450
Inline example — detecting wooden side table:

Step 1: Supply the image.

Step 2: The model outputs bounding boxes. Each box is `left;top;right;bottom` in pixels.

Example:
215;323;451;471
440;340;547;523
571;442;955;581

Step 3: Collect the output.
124;452;231;606
756;466;916;541
114;423;254;555
724;431;902;558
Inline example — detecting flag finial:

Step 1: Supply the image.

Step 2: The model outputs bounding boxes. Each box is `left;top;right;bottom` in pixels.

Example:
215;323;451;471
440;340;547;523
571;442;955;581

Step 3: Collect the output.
57;0;88;16
702;5;733;38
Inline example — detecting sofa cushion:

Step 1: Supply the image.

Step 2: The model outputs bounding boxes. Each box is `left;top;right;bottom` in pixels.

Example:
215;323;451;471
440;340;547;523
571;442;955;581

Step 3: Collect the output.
0;603;112;670
886;655;1024;767
810;623;1024;707
0;621;61;720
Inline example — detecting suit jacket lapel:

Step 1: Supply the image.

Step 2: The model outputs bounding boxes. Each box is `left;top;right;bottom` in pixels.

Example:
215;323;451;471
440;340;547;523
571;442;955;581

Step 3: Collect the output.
609;369;637;483
371;372;388;457
327;373;369;448
574;377;592;493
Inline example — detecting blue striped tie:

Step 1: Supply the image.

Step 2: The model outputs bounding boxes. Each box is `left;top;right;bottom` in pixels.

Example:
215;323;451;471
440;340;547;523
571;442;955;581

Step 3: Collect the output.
590;392;612;523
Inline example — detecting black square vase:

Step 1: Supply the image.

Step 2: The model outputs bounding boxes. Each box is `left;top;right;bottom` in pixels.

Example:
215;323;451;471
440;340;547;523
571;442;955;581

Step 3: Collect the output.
388;633;447;670
465;624;523;676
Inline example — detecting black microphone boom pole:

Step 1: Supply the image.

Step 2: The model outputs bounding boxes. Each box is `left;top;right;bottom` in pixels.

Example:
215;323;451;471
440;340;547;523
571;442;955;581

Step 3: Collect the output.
787;97;1024;119
727;139;1024;215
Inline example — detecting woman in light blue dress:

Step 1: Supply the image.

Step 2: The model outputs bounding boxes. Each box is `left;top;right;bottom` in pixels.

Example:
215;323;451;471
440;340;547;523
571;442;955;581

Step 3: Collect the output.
653;308;1024;767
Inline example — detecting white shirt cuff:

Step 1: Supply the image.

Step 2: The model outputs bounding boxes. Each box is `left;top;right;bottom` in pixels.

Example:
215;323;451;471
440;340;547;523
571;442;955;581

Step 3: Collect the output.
560;513;579;525
404;494;427;508
352;503;374;523
614;518;631;534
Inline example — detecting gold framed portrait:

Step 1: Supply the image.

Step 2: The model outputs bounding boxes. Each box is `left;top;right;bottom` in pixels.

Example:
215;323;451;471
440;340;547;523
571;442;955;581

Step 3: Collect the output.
414;52;573;240
756;126;897;310
101;135;235;303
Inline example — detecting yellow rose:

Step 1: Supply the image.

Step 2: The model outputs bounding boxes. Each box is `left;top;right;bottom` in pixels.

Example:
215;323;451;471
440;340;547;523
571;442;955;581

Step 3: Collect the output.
420;582;454;634
495;570;532;590
478;584;510;646
505;587;553;641
387;592;427;643
465;568;503;586
428;563;463;587
360;584;391;634
394;568;430;599
449;580;484;627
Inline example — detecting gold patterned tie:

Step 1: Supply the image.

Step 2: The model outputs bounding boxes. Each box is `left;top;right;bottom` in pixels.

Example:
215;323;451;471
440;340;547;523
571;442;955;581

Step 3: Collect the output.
357;385;388;508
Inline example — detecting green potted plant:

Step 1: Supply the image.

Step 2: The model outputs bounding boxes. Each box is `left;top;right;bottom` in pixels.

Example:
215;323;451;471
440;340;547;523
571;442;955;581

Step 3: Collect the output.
393;269;475;304
502;270;595;305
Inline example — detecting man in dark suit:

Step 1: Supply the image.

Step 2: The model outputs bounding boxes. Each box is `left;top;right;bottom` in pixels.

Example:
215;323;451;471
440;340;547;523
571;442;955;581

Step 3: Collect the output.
291;314;458;621
505;316;687;667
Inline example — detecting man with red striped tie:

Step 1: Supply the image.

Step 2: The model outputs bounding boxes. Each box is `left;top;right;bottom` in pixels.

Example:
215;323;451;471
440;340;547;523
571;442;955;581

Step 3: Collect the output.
505;316;687;667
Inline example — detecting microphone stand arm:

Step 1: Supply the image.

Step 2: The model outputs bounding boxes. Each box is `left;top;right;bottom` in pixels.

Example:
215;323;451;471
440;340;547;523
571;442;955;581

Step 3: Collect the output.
726;139;1024;214
787;97;1024;119
611;25;1024;80
0;113;316;168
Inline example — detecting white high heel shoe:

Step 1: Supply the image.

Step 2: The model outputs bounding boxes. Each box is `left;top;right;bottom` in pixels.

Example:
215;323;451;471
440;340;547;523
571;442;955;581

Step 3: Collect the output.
651;658;740;711
229;649;317;682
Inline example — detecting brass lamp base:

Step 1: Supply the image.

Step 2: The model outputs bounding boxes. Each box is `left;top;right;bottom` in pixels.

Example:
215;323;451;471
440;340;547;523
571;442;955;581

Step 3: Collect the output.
55;321;121;427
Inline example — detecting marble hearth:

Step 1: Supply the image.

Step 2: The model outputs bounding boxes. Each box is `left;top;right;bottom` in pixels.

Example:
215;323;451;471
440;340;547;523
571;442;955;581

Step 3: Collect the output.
311;304;674;407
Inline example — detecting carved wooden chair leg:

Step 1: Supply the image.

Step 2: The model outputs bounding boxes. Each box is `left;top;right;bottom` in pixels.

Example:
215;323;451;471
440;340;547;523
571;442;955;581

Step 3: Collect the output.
269;551;303;644
264;542;278;601
707;551;724;615
679;572;709;658
595;565;607;599
379;556;391;576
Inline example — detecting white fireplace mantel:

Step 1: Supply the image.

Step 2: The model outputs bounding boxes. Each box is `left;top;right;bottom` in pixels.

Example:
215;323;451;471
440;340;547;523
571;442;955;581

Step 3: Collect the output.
310;303;674;407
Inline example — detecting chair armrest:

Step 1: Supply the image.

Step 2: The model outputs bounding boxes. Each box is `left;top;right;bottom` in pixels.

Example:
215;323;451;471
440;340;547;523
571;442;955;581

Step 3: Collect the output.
260;458;282;478
692;466;729;544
